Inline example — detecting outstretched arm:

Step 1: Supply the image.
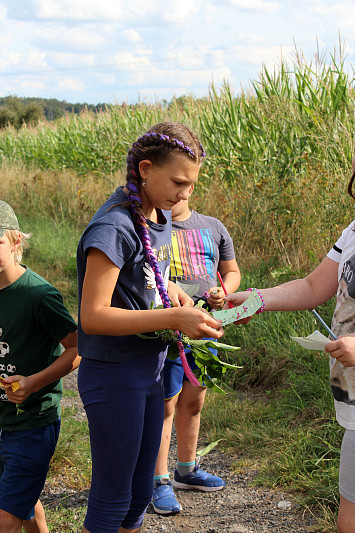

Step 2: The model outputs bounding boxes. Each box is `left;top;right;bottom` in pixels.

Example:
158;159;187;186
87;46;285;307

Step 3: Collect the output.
225;257;339;313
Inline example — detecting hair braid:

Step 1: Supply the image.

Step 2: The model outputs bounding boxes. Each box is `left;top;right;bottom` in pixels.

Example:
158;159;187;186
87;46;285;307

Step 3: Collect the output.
126;179;200;386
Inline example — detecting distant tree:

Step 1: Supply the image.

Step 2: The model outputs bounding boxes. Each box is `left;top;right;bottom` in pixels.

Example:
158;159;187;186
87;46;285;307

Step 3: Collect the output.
0;96;43;129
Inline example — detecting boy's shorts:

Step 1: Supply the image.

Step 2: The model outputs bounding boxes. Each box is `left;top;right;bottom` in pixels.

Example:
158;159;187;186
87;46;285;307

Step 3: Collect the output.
163;341;217;400
339;428;355;504
0;419;60;520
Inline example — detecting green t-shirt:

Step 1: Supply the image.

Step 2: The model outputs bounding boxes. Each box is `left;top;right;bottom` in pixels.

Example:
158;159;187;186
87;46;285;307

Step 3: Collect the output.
0;267;77;430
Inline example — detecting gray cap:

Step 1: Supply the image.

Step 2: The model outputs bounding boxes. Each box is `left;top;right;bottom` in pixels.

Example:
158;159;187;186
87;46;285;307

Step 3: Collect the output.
0;201;20;238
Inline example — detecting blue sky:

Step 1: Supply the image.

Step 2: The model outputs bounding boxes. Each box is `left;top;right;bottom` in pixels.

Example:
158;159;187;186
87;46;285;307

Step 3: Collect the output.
0;0;354;105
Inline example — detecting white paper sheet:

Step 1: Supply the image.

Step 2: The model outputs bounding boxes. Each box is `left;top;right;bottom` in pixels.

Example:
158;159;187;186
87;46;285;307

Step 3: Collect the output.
290;330;331;351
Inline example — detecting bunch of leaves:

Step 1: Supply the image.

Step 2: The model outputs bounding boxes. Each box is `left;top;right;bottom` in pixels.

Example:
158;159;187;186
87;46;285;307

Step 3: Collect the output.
166;335;241;393
138;301;241;393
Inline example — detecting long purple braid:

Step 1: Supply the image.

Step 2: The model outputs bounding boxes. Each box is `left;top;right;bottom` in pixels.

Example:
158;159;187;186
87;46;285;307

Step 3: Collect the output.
127;178;200;387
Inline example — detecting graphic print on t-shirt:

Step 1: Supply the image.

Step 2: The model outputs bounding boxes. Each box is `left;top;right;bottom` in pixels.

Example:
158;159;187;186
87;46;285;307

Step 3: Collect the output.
170;228;216;281
331;253;355;404
142;263;169;307
142;243;172;307
0;326;16;401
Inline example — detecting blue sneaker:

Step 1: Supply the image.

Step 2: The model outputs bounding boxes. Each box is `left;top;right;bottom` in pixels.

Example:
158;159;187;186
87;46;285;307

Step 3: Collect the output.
173;461;225;492
152;479;182;515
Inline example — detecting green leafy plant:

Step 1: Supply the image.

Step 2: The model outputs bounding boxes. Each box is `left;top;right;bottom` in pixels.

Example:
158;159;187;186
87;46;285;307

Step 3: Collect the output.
138;301;241;393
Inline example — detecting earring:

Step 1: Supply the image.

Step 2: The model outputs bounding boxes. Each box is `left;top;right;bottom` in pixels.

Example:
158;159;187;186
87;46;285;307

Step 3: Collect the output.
142;180;147;187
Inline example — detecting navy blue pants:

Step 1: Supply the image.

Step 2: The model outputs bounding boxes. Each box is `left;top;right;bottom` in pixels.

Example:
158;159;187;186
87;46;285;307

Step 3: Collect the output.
78;353;165;533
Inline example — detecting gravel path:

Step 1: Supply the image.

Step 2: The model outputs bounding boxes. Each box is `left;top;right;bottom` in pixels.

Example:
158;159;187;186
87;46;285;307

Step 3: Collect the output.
45;370;319;533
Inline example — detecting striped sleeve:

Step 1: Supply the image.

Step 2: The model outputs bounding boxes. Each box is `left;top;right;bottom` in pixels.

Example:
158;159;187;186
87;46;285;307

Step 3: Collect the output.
327;221;355;263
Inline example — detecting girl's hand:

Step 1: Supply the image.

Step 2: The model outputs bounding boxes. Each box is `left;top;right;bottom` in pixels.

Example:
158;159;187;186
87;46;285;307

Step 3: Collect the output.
325;336;355;367
3;375;34;403
207;286;225;309
167;280;194;307
175;306;224;340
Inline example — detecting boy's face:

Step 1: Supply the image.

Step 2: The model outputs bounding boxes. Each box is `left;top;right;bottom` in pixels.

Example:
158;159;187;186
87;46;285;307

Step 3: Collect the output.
0;234;17;273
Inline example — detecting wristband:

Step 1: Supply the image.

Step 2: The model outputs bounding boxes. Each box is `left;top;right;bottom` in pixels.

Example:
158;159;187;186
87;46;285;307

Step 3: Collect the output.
246;288;265;314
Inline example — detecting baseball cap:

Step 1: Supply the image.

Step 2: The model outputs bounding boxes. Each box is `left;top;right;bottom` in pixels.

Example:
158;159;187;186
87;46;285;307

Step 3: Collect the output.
0;201;20;238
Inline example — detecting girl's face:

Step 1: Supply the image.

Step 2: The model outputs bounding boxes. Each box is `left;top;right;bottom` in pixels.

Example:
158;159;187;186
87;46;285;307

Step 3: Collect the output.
139;154;199;219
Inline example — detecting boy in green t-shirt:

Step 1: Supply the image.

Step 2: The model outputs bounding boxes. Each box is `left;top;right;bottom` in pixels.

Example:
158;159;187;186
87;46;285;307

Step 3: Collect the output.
0;201;80;533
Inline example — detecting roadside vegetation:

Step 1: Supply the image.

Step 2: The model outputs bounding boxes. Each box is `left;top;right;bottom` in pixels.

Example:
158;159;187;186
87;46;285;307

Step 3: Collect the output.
1;48;354;531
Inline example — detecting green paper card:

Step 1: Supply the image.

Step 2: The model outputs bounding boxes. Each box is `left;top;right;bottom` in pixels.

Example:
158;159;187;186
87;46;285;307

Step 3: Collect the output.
211;290;263;326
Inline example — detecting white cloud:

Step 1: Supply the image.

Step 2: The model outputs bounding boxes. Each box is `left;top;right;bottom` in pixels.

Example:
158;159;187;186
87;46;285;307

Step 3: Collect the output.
20;80;46;90
26;49;47;67
225;0;279;13
112;48;152;71
0;4;7;20
49;52;96;68
34;0;125;21
123;29;142;43
58;78;86;91
0;52;21;71
157;0;199;22
35;26;108;52
97;73;116;85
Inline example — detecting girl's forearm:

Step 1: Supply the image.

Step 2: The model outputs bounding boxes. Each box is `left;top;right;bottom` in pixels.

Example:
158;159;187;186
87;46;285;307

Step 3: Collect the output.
81;306;183;336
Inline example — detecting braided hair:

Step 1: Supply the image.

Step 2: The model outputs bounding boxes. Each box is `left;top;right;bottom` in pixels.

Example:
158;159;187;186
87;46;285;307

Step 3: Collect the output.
126;122;206;385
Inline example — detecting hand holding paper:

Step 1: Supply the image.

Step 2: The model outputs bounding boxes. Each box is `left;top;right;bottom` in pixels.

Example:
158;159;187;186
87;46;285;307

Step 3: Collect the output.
211;289;263;326
290;330;330;351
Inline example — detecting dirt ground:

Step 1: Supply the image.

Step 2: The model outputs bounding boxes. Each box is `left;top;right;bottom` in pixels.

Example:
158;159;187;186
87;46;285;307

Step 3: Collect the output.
45;370;319;533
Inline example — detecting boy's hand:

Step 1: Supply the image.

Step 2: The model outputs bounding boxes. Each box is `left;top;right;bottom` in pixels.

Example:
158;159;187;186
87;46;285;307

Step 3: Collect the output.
2;375;34;403
325;335;355;367
207;287;225;309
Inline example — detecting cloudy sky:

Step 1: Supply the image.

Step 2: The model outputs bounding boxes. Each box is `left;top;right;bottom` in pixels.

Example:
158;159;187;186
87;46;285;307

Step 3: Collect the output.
0;0;354;105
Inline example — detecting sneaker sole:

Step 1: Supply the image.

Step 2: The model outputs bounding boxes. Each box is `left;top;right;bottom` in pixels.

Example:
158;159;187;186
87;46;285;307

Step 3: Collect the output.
172;481;225;492
152;503;182;515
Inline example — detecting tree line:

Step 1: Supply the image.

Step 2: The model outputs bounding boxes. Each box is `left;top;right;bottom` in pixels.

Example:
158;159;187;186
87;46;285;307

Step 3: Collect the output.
0;96;107;129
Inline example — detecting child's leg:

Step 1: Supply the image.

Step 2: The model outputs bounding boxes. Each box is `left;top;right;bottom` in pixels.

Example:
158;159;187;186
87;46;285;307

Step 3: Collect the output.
338;496;355;533
154;395;179;476
338;429;355;533
22;500;48;533
175;381;206;462
0;509;22;533
0;422;60;532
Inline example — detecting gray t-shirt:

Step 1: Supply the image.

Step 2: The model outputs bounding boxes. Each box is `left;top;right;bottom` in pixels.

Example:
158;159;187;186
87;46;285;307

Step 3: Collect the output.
77;186;172;362
170;210;235;302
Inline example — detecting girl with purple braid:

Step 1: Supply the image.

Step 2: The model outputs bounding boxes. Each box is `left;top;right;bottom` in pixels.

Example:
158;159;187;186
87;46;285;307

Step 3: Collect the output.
76;122;223;533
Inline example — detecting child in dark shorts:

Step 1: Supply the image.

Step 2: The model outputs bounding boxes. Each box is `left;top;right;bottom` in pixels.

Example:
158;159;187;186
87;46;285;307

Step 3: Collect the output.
152;198;240;514
0;200;80;533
